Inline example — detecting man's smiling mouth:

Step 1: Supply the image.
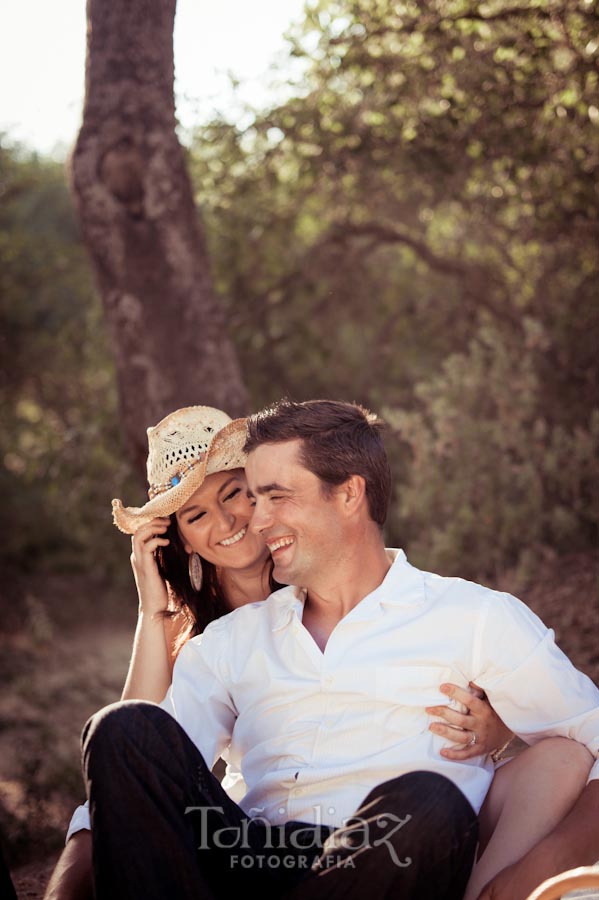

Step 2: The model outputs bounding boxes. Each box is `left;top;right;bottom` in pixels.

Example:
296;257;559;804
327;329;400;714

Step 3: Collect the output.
266;537;295;554
219;526;247;547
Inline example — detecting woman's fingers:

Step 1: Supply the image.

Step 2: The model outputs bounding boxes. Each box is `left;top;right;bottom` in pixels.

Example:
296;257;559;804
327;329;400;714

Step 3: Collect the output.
429;721;474;744
143;538;170;554
440;744;481;760
468;680;486;699
132;519;170;552
425;705;472;730
429;717;482;760
439;682;485;715
133;518;170;539
130;539;169;568
429;683;487;748
429;681;512;758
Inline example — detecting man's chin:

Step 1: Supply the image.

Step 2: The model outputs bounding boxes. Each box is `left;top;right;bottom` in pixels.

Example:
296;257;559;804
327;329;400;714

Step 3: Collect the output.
272;560;298;586
273;564;291;585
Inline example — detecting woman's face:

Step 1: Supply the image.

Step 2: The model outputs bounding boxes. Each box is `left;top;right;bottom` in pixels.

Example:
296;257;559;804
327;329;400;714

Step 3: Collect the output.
175;469;267;571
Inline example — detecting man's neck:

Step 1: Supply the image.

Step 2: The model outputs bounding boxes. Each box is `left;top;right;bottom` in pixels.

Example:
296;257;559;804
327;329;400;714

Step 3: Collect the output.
301;533;391;650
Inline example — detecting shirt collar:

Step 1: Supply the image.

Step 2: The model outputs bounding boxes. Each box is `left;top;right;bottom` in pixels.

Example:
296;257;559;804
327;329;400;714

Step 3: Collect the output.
377;548;427;609
269;548;426;632
270;584;307;632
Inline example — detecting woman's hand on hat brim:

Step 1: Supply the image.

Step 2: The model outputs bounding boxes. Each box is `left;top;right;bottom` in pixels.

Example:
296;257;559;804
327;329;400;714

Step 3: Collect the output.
131;517;171;616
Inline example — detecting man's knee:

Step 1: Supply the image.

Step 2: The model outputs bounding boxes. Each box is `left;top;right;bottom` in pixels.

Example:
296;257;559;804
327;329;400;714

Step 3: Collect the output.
361;771;476;832
81;700;169;772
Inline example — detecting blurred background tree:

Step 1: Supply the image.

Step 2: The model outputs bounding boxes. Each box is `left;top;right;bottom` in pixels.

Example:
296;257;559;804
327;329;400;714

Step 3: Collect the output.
70;0;248;475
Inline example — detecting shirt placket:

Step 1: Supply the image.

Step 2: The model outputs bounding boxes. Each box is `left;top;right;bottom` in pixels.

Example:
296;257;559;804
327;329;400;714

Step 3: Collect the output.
283;611;325;820
285;615;359;823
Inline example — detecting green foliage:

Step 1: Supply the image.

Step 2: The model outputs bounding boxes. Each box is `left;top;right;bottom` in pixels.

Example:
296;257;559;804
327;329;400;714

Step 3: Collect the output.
384;327;598;579
0;140;135;576
187;0;598;576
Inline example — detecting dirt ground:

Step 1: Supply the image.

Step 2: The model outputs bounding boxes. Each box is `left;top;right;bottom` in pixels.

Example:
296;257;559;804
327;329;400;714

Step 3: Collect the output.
2;553;597;898
1;571;135;897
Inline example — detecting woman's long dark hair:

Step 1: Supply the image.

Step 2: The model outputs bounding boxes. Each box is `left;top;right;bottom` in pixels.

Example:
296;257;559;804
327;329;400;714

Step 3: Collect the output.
156;514;279;642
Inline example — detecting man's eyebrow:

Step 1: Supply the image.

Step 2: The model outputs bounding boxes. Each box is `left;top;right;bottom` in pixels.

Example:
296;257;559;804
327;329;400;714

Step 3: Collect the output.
247;482;291;498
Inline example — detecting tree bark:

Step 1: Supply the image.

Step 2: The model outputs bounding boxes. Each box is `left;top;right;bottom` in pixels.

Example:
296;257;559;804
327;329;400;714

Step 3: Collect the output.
69;0;248;476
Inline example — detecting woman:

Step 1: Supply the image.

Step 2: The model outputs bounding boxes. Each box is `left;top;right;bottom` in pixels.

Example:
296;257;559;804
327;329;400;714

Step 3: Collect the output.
45;406;592;900
115;405;274;707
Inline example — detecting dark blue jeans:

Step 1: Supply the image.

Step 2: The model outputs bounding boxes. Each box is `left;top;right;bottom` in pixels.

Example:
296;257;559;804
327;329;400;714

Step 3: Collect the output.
83;700;478;899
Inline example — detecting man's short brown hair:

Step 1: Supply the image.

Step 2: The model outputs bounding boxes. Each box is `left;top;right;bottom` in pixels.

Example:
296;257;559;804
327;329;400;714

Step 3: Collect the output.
244;399;392;527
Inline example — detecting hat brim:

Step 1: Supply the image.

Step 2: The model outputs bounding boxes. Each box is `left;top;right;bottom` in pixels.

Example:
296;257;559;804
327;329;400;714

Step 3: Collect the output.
112;417;249;534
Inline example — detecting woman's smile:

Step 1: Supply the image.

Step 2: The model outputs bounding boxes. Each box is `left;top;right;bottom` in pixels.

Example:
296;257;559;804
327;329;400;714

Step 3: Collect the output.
218;525;248;547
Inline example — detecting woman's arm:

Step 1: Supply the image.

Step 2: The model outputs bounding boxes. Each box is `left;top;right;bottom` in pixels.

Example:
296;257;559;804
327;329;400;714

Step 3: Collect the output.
121;518;176;702
45;521;189;898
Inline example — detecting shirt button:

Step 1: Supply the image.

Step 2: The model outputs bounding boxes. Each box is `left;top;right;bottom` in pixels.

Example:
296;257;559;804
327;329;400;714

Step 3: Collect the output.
324;675;333;686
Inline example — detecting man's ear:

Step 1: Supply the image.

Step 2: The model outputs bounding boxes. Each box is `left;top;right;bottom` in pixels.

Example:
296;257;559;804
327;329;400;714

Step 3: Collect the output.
338;474;367;516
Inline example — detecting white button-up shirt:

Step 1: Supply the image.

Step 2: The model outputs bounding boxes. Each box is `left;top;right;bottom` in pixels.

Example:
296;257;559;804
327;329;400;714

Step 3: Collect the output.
157;549;599;827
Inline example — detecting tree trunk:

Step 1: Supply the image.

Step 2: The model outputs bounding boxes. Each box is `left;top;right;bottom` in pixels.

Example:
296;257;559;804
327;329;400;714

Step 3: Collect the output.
69;0;248;476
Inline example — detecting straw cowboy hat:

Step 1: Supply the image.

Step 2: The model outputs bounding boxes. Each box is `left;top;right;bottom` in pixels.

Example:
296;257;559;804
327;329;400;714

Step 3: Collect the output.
112;406;248;534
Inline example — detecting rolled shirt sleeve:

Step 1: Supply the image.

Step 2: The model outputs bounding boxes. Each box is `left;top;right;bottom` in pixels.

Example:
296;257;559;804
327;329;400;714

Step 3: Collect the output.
474;591;599;780
159;616;237;769
66;801;90;843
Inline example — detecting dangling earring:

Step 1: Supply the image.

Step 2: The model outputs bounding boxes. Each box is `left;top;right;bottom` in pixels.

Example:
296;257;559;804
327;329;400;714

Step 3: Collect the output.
188;552;203;592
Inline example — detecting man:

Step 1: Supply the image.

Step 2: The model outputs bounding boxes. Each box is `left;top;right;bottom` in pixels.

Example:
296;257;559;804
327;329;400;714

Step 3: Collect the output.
82;399;599;899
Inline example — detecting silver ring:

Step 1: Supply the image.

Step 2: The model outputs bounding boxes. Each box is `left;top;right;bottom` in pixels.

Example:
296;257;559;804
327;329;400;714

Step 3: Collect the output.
468;731;477;746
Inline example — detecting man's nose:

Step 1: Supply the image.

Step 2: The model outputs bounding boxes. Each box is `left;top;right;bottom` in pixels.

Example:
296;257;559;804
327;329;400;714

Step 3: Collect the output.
249;500;273;535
